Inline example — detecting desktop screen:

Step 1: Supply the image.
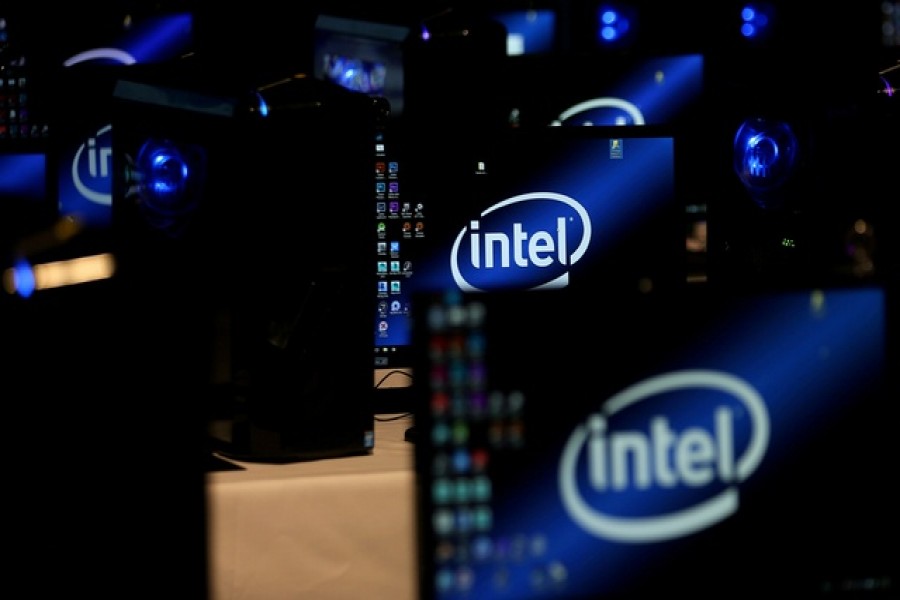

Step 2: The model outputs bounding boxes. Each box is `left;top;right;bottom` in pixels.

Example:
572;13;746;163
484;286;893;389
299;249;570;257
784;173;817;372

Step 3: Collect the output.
374;125;685;400
413;282;897;599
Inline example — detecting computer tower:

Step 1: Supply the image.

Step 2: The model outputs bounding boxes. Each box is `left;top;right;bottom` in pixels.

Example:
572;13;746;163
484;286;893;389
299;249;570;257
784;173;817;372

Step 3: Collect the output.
110;60;381;462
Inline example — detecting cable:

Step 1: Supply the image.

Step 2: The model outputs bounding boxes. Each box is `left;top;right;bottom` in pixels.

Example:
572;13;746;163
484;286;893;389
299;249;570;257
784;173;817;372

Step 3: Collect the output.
374;368;413;389
375;412;412;422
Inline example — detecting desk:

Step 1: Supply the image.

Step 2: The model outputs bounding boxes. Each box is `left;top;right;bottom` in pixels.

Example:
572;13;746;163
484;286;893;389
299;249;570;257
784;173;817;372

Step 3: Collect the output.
207;413;417;600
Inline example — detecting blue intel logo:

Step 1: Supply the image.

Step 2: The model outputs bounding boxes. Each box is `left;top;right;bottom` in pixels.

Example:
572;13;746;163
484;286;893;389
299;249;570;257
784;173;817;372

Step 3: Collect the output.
72;124;114;207
450;192;592;292
558;370;770;543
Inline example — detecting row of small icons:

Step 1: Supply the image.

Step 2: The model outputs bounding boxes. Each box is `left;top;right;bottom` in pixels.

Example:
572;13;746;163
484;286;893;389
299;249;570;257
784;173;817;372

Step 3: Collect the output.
375;160;398;175
377;260;412;274
377;220;425;234
377;240;401;255
373;132;394;349
378;298;408;316
0;121;47;138
376;181;399;194
377;279;403;294
376;200;425;215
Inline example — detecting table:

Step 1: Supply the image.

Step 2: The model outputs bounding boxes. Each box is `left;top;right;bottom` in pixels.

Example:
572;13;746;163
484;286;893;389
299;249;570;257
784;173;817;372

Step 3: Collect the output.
206;413;418;600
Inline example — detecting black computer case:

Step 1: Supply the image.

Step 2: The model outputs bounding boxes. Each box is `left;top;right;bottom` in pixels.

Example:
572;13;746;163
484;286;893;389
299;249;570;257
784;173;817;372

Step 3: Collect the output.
110;59;381;462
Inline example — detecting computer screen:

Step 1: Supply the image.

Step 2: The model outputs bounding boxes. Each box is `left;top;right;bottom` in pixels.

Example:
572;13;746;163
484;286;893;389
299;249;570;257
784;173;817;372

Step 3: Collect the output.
498;52;705;129
374;125;685;408
496;51;710;283
413;282;897;599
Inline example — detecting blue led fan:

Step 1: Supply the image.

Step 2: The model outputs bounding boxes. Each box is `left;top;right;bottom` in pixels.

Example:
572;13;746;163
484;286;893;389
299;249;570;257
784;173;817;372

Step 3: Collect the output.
732;116;798;209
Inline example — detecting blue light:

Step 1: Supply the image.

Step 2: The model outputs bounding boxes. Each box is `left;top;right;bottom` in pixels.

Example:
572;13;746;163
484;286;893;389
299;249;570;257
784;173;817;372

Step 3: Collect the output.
733;117;798;205
248;91;270;117
12;259;35;298
147;147;189;199
117;13;193;64
596;5;633;46
739;3;773;40
63;13;193;66
133;139;204;236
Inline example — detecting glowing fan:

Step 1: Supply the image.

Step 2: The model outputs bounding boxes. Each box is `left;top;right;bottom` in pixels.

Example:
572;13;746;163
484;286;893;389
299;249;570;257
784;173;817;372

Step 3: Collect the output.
732;117;798;209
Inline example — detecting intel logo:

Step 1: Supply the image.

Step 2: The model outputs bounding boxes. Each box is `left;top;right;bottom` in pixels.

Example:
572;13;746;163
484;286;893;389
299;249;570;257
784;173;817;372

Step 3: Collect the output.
550;97;646;127
63;48;137;67
558;370;770;543
71;124;113;206
450;192;592;292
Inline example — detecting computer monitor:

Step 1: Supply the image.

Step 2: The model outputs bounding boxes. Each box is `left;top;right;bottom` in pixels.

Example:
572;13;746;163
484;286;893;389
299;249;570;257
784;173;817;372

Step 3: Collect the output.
497;51;705;129
375;125;686;413
413;281;898;599
495;51;709;280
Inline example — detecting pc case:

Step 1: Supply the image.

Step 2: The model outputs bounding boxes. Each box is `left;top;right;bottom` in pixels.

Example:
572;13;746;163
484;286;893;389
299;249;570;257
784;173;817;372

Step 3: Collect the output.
110;60;381;462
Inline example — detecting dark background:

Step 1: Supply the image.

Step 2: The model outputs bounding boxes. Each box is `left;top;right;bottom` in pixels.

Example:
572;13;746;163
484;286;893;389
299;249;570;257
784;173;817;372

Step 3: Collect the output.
0;2;897;597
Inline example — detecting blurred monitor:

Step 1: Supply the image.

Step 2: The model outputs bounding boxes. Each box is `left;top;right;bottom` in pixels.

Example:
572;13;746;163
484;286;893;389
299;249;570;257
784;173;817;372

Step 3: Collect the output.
413;281;898;599
500;52;705;129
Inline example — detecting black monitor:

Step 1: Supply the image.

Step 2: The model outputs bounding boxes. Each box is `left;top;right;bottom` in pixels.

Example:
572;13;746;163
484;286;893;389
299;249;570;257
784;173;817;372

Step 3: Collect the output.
376;125;686;414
